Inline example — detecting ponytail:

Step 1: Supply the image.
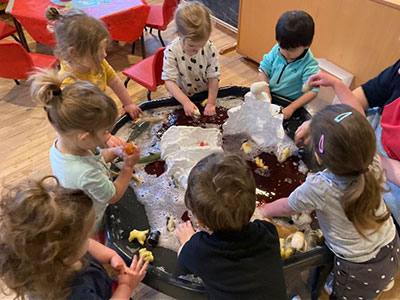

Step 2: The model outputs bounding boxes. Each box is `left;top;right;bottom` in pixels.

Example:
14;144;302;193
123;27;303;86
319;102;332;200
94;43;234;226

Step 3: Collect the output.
29;68;118;135
29;67;73;107
0;176;93;300
45;6;63;22
340;167;390;239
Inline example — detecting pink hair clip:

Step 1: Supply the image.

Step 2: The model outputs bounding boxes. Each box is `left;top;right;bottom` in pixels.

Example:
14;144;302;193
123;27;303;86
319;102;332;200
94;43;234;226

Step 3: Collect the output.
318;134;324;153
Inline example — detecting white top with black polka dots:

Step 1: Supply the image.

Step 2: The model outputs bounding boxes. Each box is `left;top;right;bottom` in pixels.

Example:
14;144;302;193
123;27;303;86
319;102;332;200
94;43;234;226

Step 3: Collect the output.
162;37;220;96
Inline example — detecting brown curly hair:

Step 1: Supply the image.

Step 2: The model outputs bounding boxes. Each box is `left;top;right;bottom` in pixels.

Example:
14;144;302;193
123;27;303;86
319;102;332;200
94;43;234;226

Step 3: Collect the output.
185;153;256;232
0;176;94;300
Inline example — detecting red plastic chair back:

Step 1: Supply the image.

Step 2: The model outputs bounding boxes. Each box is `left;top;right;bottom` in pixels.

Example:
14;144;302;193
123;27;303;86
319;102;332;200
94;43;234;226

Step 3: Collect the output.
16;16;56;47
0;42;33;79
162;0;180;28
101;5;150;43
0;20;16;40
153;46;166;87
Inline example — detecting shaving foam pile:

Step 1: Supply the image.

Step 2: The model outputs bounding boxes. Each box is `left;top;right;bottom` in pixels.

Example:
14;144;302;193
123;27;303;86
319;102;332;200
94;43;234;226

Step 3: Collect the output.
223;82;285;148
115;84;309;252
160;126;223;189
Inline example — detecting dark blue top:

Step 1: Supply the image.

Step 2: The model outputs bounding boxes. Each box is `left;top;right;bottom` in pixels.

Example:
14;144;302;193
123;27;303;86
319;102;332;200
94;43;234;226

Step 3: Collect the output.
362;59;400;108
67;254;112;300
179;220;287;300
362;59;400;160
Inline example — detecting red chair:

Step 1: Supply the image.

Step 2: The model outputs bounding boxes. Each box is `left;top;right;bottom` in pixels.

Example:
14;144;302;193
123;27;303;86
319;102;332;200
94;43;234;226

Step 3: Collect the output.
0;41;58;85
146;0;180;47
0;20;18;41
14;16;56;47
101;5;150;58
123;46;166;100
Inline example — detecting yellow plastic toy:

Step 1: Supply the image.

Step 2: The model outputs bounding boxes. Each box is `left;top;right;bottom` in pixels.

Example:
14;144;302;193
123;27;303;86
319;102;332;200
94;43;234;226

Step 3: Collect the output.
279;147;291;162
255;157;268;170
139;248;154;262
128;229;149;245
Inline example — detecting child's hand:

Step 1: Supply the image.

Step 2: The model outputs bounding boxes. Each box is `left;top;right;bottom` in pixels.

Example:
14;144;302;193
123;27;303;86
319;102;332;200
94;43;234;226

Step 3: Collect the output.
117;255;148;292
110;254;133;275
294;120;311;145
107;135;126;148
115;144;141;169
309;72;340;88
282;106;295;120
183;102;198;117
123;103;143;120
176;221;195;245
204;103;216;116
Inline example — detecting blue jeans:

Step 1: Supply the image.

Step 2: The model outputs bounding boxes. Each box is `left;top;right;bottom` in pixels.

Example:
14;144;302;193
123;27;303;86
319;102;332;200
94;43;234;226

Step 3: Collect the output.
367;109;400;226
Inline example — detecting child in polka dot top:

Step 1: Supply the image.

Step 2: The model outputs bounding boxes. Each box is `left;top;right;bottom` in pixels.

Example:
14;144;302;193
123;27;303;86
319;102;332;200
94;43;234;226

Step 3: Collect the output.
162;1;220;117
262;105;399;300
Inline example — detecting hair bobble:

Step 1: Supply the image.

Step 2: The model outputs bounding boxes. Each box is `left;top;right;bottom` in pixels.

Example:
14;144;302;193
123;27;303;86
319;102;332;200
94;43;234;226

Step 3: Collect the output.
53;89;62;97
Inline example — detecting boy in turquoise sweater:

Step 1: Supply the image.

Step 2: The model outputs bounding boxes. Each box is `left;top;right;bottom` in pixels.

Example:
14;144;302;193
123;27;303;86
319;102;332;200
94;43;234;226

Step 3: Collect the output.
258;10;319;119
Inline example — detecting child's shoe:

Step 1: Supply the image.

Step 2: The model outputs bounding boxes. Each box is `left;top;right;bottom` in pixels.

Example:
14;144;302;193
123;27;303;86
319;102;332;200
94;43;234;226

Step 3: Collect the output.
324;278;333;295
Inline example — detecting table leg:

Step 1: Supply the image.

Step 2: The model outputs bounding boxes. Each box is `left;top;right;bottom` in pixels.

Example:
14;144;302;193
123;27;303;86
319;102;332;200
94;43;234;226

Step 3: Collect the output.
140;33;145;59
12;16;29;52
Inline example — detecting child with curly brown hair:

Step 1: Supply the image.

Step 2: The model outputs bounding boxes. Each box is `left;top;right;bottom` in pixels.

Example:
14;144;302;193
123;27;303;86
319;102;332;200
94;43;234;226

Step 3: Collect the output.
0;176;148;300
176;153;287;300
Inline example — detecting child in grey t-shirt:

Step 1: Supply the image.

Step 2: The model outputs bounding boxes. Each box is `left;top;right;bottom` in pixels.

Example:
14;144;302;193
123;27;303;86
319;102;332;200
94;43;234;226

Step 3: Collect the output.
262;105;399;300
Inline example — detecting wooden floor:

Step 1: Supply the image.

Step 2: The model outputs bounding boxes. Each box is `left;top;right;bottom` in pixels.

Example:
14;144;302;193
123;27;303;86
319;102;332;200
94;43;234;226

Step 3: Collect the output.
0;0;399;299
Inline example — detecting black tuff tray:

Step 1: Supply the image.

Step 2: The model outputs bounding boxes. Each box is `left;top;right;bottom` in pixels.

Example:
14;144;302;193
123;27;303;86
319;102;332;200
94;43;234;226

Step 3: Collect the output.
107;86;332;299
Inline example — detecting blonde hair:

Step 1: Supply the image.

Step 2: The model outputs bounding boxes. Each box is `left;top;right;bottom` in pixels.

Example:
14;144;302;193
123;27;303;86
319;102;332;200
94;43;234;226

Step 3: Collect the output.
310;105;390;238
175;1;212;42
0;176;94;300
29;68;118;135
46;6;110;69
185;153;256;232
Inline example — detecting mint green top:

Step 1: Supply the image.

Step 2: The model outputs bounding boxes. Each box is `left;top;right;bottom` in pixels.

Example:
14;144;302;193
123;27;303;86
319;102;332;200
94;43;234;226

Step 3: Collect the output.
259;44;319;101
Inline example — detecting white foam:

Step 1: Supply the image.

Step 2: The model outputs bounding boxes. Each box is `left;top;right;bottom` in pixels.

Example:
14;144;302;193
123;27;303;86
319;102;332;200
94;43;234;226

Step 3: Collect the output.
161;126;223;189
115;95;309;253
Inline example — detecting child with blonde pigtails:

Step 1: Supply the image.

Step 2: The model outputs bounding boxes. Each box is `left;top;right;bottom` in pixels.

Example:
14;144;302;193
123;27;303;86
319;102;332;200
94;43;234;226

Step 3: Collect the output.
262;104;399;300
29;68;140;231
162;1;220;117
0;176;148;300
46;6;142;147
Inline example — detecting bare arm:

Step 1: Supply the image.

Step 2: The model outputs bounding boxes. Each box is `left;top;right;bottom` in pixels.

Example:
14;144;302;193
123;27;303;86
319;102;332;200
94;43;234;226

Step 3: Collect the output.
351;86;370;111
108;77;142;119
282;91;317;119
165;80;197;116
204;78;219;116
309;73;366;115
380;155;400;186
102;148;118;163
88;238;119;264
258;71;272;99
261;197;297;219
109;166;134;204
108;146;140;204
